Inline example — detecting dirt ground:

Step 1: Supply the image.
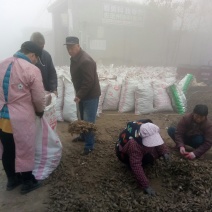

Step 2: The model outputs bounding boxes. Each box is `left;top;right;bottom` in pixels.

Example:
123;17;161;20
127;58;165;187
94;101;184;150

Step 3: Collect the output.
1;111;212;212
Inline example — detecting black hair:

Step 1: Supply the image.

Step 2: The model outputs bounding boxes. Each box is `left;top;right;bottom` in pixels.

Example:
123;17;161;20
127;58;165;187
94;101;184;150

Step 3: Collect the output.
20;41;42;57
20;49;31;55
193;104;208;116
20;48;39;57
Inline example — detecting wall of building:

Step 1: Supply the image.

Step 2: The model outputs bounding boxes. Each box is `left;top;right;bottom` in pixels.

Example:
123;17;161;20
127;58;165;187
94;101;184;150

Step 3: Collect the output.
48;0;212;67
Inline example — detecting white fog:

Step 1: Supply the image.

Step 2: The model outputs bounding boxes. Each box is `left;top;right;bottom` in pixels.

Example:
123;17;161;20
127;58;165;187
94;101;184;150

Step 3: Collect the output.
1;0;212;67
0;0;52;60
1;1;212;211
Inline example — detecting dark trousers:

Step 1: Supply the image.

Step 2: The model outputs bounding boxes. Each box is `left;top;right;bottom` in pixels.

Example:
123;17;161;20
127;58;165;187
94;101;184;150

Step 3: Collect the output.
0;130;34;182
167;127;204;149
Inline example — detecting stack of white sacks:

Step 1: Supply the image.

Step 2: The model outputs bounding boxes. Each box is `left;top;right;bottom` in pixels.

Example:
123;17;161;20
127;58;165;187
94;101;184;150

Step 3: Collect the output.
55;65;192;121
97;65;177;115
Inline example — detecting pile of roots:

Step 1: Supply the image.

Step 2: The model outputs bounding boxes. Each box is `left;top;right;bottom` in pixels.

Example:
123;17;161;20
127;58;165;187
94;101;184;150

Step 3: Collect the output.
144;154;212;211
47;146;212;212
68;120;97;135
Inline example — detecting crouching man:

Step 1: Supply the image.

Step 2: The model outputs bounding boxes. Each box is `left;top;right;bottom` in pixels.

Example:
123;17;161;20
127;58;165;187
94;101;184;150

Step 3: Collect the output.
116;122;169;196
167;104;212;160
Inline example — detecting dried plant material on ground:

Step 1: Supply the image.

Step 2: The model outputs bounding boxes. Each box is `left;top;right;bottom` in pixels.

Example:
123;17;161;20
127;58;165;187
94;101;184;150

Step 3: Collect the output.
45;112;212;212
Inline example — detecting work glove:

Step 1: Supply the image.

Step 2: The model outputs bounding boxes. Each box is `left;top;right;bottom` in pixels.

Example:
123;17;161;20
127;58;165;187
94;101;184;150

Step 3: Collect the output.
184;152;196;160
35;111;44;118
180;146;187;155
144;187;156;196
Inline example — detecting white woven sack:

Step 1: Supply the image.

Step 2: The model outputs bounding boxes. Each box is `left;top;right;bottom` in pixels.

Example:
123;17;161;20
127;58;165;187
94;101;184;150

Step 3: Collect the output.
118;79;138;112
44;93;57;131
153;81;173;112
55;76;64;121
33;117;62;180
102;80;122;111
135;83;155;115
97;80;109;116
62;76;77;122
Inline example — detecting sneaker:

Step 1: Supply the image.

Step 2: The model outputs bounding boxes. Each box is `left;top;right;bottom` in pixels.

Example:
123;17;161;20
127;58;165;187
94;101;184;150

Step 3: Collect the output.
81;148;92;156
72;136;85;142
20;180;41;195
6;176;22;191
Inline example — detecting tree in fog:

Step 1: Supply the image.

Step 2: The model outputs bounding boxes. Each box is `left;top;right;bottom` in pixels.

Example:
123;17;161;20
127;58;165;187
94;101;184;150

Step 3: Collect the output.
143;0;212;66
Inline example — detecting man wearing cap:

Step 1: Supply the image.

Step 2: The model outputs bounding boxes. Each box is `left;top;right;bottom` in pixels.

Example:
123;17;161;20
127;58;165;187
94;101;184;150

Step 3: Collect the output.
64;36;101;155
117;122;169;196
30;32;57;94
167;104;212;160
0;41;46;194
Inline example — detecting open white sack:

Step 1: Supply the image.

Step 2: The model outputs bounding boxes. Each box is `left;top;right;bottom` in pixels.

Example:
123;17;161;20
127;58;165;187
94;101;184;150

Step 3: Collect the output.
33;117;62;180
62;76;77;122
44;93;57;131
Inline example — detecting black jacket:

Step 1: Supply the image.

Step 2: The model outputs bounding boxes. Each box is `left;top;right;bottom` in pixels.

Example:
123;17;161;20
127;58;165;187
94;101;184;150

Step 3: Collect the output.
36;49;57;92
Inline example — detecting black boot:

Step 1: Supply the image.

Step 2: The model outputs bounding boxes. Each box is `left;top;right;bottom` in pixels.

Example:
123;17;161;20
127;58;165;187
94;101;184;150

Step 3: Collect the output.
6;174;22;191
20;179;41;195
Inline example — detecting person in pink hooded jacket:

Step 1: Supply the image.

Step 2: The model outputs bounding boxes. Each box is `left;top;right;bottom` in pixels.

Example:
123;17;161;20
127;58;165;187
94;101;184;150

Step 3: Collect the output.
0;41;46;194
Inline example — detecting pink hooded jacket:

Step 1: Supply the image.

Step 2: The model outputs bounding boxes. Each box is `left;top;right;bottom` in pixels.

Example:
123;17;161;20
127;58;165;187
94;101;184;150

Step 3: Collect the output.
0;56;46;172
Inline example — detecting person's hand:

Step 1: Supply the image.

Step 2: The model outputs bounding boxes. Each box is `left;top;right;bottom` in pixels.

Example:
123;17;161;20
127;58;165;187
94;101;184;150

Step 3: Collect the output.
35;111;44;118
74;96;80;103
144;187;156;196
180;146;187;155
184;152;196;160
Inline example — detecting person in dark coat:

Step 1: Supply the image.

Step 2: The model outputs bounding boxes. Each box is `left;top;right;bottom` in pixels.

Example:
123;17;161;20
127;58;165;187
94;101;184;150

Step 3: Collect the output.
64;36;101;155
167;104;212;160
30;32;57;94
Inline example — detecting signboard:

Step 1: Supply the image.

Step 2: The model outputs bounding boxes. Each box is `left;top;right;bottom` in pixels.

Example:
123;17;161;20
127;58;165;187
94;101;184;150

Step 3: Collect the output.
102;2;144;27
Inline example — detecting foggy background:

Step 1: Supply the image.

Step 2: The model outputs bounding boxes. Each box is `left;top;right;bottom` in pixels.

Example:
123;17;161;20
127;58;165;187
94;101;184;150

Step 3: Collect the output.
0;0;52;60
1;0;212;67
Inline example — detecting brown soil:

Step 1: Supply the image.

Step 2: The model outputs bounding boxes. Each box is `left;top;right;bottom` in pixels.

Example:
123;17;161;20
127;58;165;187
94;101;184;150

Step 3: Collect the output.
1;111;212;212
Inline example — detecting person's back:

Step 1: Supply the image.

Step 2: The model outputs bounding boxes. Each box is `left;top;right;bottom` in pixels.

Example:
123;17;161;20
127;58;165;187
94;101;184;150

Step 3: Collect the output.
0;45;45;118
0;41;46;194
0;55;45;113
30;32;57;93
